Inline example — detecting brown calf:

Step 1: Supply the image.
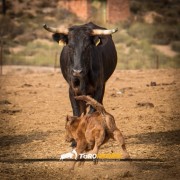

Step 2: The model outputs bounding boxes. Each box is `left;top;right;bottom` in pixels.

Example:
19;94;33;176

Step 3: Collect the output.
65;95;130;169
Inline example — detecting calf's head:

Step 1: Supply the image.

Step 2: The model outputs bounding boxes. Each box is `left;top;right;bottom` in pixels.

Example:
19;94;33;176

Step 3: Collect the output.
43;23;118;77
65;115;80;142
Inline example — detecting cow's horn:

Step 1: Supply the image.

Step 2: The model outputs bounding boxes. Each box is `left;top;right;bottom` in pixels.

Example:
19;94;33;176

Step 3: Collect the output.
43;24;69;34
91;28;118;35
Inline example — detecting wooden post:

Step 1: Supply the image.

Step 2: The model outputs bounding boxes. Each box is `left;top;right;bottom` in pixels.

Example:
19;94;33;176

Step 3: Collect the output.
156;54;159;69
54;51;58;72
0;35;3;75
1;0;6;75
2;0;6;15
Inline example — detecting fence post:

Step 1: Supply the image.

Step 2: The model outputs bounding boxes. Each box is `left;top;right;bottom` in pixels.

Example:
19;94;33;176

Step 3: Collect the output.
156;54;159;69
0;35;3;75
2;0;7;15
54;51;58;72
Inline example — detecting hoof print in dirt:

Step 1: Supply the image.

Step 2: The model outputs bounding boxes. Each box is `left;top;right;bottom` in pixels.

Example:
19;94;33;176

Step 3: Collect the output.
136;102;154;108
0;100;11;105
21;83;33;87
1;109;22;115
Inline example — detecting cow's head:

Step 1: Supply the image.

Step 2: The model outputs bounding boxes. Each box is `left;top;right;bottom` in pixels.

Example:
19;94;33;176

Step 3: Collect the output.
43;23;118;77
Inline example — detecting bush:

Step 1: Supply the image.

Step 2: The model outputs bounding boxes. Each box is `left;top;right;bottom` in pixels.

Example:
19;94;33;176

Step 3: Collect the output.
130;1;142;14
127;22;155;40
171;41;180;52
152;28;180;45
152;31;170;45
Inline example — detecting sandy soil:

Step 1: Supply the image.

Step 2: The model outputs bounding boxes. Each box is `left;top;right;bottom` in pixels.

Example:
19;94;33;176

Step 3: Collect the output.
0;66;180;180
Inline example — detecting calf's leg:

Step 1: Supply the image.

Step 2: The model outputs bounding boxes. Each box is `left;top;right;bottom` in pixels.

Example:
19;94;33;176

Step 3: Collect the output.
113;129;130;159
70;139;87;170
89;129;105;164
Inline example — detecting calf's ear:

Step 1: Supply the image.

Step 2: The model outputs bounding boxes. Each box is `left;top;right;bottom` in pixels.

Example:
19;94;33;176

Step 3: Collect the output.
80;112;84;117
52;33;68;45
66;115;77;125
66;115;70;122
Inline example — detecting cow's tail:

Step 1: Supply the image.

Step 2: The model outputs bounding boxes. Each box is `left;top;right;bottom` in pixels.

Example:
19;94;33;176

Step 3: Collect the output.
75;95;106;115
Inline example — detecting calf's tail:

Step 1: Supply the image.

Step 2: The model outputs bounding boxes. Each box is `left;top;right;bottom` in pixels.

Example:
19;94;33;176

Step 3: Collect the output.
75;95;106;115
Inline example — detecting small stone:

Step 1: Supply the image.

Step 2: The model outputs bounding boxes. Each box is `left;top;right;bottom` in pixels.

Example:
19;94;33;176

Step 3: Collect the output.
105;174;109;179
122;171;133;178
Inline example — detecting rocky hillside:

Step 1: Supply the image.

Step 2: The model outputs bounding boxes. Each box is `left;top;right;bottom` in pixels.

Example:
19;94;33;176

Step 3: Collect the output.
0;0;179;68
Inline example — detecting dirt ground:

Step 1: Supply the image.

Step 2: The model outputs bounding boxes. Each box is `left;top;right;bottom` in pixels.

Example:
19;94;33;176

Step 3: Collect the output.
0;66;179;180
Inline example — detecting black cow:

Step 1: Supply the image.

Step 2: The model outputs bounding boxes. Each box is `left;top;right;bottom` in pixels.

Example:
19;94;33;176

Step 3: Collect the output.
43;22;117;116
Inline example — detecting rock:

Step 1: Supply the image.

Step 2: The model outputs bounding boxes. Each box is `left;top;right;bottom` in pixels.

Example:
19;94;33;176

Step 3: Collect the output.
42;8;54;14
143;11;163;24
110;93;117;97
150;82;157;86
122;171;133;178
105;174;109;179
21;83;33;87
116;91;123;95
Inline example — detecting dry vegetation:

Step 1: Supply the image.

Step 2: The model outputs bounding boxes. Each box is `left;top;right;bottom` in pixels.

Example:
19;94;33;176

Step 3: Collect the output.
0;0;180;69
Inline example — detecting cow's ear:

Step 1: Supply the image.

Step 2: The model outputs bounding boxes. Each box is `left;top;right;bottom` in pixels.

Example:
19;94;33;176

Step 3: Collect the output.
93;36;108;47
93;36;101;46
52;33;68;45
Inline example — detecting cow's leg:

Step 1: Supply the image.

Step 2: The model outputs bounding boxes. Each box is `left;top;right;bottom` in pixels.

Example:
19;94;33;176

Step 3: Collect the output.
89;84;105;114
68;88;80;148
113;129;130;159
79;101;87;115
69;87;81;116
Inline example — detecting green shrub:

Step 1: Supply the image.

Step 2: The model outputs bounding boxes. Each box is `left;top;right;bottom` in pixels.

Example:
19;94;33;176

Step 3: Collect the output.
127;22;155;40
4;40;61;66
